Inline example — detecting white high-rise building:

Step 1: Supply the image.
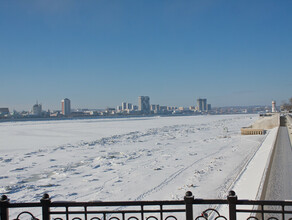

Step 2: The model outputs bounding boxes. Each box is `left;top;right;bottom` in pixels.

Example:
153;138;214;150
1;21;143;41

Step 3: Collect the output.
122;102;127;111
62;98;71;116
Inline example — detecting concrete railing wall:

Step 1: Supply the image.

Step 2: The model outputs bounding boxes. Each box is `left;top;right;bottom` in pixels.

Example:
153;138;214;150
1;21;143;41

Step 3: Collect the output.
287;114;292;125
286;114;292;145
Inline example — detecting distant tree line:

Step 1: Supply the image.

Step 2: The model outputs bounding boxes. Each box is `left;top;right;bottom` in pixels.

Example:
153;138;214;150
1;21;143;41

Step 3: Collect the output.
282;97;292;111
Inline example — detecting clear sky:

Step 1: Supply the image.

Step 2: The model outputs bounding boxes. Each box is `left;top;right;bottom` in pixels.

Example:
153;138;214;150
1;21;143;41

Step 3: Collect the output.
0;0;291;111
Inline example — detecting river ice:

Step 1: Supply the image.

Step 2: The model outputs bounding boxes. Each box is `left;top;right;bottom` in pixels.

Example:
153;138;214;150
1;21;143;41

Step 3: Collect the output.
0;115;265;205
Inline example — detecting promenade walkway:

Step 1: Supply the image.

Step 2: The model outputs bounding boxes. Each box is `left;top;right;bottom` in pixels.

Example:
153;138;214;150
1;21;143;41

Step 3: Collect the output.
264;125;292;200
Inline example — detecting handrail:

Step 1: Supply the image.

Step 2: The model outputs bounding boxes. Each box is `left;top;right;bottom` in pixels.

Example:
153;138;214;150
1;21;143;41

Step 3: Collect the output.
2;191;292;220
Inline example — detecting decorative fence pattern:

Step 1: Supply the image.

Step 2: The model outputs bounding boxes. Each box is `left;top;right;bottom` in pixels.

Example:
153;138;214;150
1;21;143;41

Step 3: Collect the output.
1;191;292;220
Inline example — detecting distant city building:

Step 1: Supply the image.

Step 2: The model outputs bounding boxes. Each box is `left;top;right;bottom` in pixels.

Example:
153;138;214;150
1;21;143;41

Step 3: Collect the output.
272;101;276;113
50;111;61;117
61;98;71;116
120;102;133;111
167;106;175;111
127;103;132;110
151;104;159;111
117;105;122;111
0;108;9;116
132;105;138;111
197;98;207;112
105;108;115;115
138;96;150;113
207;104;211;111
122;102;127;111
159;106;167;111
197;99;202;111
32;102;42;116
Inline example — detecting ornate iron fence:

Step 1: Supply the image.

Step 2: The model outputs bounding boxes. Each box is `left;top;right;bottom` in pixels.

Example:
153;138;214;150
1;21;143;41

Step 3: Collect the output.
1;191;292;220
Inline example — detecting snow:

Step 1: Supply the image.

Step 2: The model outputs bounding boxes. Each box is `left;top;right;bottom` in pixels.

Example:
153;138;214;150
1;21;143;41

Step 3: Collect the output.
218;127;279;219
231;127;278;199
0;114;272;217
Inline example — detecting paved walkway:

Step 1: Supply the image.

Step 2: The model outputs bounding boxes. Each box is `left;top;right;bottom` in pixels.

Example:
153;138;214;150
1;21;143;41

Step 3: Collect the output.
264;126;292;200
287;114;292;144
261;125;292;219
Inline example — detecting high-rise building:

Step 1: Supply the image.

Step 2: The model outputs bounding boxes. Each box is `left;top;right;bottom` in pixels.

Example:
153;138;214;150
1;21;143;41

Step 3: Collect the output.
32;102;42;116
138;96;150;113
197;99;202;111
202;99;207;111
127;103;132;110
207;104;211;111
122;102;127;111
62;98;71;116
196;98;207;111
196;99;211;112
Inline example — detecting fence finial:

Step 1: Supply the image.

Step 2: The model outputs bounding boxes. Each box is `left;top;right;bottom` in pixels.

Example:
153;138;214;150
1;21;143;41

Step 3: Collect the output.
41;193;51;220
184;191;194;220
228;190;236;197
0;194;9;220
228;190;237;220
42;193;50;200
185;191;193;197
1;195;8;202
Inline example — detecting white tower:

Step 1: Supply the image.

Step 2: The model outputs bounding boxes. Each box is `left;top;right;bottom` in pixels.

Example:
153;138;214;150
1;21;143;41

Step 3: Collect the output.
272;100;276;113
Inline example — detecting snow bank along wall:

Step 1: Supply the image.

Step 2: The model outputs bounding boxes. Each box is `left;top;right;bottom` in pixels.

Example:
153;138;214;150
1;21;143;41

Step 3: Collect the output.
237;114;281;199
220;126;279;219
233;127;279;199
241;114;280;135
251;113;280;129
222;114;281;218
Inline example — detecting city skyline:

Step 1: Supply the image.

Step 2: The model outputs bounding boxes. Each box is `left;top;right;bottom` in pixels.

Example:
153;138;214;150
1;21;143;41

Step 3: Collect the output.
0;95;282;112
0;95;280;120
1;1;292;111
1;96;278;113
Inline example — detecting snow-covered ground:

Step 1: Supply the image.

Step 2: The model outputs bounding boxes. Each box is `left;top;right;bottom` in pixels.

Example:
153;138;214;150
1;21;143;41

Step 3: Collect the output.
0;115;266;206
218;126;278;220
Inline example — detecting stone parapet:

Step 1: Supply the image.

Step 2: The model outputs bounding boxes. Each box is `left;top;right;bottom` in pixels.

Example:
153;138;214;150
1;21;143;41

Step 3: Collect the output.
241;127;265;135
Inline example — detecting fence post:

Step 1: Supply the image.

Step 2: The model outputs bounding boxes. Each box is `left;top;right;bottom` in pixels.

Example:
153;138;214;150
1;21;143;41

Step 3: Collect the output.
0;195;9;220
184;191;194;220
227;191;237;220
40;194;51;220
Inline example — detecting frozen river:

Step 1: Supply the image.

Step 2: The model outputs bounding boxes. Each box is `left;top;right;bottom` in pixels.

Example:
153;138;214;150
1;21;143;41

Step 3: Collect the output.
0;115;265;204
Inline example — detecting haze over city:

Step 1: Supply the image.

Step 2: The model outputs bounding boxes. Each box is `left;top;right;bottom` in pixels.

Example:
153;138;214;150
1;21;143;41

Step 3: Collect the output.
1;1;291;111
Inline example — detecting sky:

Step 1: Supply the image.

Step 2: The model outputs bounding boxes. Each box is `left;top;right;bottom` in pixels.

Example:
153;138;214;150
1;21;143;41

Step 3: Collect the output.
0;0;291;111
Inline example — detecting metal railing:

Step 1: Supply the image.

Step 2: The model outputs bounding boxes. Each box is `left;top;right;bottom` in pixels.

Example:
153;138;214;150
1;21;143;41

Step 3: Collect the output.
1;191;292;220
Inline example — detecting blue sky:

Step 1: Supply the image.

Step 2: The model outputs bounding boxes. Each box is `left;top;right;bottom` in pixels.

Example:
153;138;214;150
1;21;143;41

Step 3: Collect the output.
0;0;291;111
